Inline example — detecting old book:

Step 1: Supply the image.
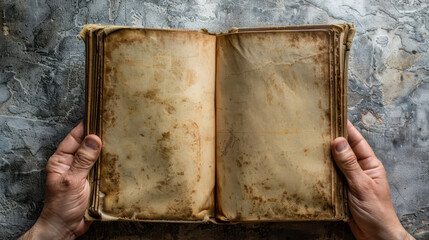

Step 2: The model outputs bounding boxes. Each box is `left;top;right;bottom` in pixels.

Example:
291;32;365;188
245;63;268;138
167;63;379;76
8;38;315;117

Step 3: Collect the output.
81;23;355;223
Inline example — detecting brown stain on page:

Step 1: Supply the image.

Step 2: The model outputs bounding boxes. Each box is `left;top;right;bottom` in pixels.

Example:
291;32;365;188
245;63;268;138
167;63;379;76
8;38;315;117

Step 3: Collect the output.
143;89;160;100
186;69;197;86
137;88;177;115
96;27;217;220
183;121;202;183
102;87;120;127
100;153;121;213
312;180;333;213
214;29;339;221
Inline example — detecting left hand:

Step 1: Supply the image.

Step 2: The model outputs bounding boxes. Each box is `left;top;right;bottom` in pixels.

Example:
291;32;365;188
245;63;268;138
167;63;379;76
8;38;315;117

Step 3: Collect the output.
20;122;102;240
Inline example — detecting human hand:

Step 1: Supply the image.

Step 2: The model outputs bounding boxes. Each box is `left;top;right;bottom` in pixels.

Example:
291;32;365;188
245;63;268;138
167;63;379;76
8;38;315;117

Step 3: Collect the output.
20;122;101;240
331;121;414;240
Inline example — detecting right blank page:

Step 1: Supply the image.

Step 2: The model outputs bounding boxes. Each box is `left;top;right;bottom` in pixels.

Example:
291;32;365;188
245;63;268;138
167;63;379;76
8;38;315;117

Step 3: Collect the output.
216;28;347;221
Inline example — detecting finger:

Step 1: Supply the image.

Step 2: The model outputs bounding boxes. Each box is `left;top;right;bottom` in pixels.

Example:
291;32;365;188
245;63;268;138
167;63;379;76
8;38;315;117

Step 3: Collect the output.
347;121;375;160
55;122;84;157
331;137;366;183
69;134;102;180
46;122;85;175
347;121;380;170
356;157;382;172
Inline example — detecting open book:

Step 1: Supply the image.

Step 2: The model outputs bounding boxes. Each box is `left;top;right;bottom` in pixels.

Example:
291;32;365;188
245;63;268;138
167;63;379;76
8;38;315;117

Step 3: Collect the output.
81;23;355;223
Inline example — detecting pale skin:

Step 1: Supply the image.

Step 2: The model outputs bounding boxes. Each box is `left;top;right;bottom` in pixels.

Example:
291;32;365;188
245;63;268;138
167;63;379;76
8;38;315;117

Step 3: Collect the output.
20;121;414;239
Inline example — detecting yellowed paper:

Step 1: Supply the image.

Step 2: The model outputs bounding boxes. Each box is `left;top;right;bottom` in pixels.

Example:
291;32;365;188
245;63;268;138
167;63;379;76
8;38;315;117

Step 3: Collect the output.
100;29;216;220
216;30;339;221
83;24;353;222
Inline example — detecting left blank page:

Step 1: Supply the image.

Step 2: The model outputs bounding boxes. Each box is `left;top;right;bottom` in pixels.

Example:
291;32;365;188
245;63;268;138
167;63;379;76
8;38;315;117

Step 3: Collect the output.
99;29;216;220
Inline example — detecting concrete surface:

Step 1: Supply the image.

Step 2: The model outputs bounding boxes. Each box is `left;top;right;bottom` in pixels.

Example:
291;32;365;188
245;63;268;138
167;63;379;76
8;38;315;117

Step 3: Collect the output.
0;0;428;239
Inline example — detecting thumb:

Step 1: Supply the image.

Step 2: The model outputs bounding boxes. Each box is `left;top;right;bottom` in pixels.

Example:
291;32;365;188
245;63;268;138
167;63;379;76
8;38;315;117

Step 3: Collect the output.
69;134;101;180
331;137;365;183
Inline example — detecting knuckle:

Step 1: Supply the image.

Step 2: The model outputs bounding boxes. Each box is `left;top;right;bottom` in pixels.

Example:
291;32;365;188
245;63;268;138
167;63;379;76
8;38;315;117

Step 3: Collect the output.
371;157;387;172
46;156;67;174
48;155;60;163
341;153;358;170
369;156;381;165
74;150;95;169
375;158;384;168
46;156;60;170
378;162;387;175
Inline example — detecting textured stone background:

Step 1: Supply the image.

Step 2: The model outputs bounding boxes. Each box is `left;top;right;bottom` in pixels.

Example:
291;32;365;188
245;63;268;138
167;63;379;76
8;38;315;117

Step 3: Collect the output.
0;0;428;239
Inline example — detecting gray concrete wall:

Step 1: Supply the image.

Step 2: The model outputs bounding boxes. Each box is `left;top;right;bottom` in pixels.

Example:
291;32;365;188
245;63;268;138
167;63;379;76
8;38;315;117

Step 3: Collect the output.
0;0;427;239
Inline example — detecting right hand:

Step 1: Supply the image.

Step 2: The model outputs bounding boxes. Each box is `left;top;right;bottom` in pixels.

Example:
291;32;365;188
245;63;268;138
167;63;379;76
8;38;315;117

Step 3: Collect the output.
331;121;414;240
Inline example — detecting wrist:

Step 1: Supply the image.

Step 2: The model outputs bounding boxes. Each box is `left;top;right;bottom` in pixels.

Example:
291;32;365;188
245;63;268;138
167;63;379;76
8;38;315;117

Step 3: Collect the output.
398;228;415;240
385;223;415;240
30;215;75;240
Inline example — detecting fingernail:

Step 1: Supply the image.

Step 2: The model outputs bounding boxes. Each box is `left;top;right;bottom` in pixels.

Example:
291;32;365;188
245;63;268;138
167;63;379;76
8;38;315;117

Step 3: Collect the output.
336;140;348;152
85;138;99;151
